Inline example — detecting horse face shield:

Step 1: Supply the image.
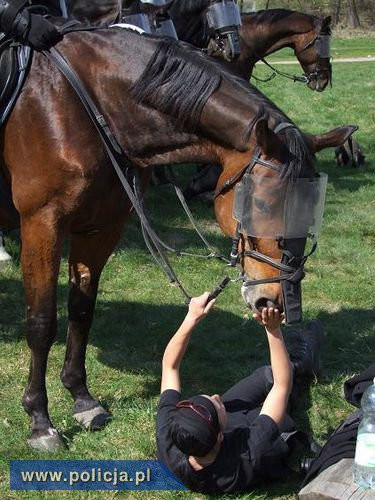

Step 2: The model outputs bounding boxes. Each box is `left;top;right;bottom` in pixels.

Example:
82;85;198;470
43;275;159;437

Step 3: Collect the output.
233;174;327;240
305;34;332;91
233;173;328;324
206;0;242;61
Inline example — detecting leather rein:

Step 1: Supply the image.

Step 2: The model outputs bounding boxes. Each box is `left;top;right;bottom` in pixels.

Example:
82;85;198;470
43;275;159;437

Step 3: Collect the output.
252;29;332;87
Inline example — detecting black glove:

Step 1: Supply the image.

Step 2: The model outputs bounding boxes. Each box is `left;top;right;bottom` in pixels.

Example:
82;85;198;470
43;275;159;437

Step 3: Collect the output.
25;13;63;50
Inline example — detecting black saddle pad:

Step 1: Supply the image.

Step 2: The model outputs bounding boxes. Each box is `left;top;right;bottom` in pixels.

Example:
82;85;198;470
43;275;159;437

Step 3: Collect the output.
0;37;32;128
0;40;19;103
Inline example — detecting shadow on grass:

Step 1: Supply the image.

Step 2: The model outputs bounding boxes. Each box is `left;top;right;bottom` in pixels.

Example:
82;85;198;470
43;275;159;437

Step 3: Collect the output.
1;273;374;382
1;274;374;394
318;159;375;193
1;275;374;496
1;180;231;265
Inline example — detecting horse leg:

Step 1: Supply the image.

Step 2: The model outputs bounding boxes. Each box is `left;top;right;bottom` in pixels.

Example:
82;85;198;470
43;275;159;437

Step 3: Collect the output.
20;215;65;452
61;224;123;430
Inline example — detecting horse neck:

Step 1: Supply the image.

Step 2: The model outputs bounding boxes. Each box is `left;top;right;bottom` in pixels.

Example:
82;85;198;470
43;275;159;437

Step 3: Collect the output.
240;10;315;64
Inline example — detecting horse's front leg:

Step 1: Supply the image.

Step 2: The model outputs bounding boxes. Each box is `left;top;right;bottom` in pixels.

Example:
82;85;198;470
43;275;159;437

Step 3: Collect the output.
20;214;65;452
61;223;124;430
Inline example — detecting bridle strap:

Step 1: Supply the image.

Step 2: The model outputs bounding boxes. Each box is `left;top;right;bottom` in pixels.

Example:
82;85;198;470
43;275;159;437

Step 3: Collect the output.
252;28;332;86
241;238;317;287
244;249;297;274
214;143;286;199
215;122;295;199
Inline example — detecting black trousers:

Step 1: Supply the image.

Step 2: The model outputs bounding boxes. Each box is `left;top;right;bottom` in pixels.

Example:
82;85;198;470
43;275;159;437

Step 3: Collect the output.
221;366;296;434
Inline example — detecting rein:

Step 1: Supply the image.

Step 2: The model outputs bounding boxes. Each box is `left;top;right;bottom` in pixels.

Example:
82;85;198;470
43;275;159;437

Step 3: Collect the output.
252;55;311;84
252;30;332;86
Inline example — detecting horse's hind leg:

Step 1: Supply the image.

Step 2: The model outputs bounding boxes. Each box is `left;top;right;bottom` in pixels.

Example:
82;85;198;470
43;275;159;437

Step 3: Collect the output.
20;214;65;451
61;223;123;430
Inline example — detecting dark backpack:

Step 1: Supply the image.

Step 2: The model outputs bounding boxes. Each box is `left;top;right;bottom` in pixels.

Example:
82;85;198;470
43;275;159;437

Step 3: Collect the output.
300;364;375;487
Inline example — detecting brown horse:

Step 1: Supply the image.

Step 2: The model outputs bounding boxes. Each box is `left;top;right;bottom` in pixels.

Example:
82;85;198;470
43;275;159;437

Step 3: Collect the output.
0;28;352;451
169;5;332;92
67;2;332;92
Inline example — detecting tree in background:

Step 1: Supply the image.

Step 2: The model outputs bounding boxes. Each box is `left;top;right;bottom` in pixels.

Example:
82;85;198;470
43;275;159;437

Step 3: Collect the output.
240;0;372;29
334;0;361;27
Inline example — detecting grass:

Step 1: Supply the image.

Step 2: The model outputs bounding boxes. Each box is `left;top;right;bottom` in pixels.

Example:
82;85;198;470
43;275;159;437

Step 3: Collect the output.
268;37;375;61
0;61;374;499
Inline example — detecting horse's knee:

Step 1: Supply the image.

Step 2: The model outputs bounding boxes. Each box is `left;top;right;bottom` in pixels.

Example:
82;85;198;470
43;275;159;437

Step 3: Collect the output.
60;365;85;391
22;389;48;417
25;314;56;350
68;285;96;324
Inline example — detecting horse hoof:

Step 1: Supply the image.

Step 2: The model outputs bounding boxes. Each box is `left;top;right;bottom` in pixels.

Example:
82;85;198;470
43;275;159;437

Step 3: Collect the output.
27;428;66;452
74;405;110;430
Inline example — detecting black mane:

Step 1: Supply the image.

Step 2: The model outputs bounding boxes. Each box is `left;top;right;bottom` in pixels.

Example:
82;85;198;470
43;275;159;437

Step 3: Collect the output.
130;39;221;130
168;0;209;17
242;8;316;25
130;36;314;179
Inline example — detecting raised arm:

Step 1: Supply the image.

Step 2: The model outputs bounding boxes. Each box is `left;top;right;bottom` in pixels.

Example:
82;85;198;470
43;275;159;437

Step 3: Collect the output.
161;293;215;394
253;308;293;427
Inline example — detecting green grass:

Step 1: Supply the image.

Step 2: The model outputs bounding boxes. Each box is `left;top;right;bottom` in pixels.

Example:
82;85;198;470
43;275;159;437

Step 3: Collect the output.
0;62;374;499
268;37;375;61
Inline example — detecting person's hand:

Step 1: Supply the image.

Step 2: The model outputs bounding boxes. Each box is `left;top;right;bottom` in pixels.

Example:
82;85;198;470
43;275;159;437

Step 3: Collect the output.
26;14;63;50
252;307;284;334
186;292;215;324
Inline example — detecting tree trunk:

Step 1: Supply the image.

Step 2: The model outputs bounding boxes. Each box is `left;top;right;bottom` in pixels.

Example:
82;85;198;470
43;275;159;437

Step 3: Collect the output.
348;0;361;27
333;0;341;25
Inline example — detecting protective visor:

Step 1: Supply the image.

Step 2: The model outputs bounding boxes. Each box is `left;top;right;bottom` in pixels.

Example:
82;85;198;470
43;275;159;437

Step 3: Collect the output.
140;0;173;6
233;173;328;239
206;1;242;30
315;35;331;58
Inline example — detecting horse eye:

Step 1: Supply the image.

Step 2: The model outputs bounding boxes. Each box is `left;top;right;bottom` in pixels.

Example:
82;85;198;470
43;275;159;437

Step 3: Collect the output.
254;198;270;213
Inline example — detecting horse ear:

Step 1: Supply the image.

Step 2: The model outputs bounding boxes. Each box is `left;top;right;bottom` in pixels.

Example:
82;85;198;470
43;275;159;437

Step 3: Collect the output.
255;119;282;157
305;125;358;153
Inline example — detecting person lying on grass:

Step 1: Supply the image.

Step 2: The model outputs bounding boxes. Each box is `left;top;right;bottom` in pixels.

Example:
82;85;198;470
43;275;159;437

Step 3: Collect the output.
156;292;324;494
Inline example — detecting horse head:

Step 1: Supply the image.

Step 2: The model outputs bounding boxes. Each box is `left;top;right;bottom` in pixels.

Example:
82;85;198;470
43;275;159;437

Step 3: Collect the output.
214;118;353;323
293;15;332;92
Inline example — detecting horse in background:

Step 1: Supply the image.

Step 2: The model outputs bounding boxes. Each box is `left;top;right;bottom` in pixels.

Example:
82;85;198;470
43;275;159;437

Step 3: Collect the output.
1;28;352;452
170;4;332;92
60;2;333;92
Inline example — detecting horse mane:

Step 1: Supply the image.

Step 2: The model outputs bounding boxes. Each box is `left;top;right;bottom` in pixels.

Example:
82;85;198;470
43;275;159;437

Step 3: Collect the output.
168;0;209;17
130;39;221;130
130;37;314;179
242;8;313;23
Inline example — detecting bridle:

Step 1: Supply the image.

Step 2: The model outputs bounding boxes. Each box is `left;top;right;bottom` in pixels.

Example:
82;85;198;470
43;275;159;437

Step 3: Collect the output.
214;123;317;290
252;26;332;87
295;26;332;87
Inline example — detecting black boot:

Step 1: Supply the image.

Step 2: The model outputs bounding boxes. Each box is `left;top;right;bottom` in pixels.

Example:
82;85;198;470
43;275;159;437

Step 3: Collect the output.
287;320;325;378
